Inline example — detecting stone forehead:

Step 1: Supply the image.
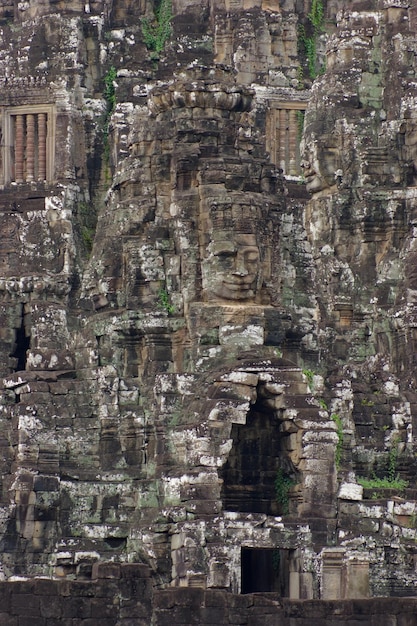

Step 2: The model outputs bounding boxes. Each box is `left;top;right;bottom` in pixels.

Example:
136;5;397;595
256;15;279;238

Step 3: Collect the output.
208;200;271;230
148;82;254;115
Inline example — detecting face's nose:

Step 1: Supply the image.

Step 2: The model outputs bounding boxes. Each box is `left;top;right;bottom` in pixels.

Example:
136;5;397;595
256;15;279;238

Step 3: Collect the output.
233;254;249;276
300;160;310;170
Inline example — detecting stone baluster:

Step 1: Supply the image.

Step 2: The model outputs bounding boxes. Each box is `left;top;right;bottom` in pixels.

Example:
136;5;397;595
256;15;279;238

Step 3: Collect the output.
26;113;35;181
38;113;47;181
279;109;288;174
289;109;297;175
14;114;25;183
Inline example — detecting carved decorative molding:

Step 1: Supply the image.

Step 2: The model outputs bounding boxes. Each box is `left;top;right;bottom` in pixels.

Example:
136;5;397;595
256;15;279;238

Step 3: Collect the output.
1;104;55;185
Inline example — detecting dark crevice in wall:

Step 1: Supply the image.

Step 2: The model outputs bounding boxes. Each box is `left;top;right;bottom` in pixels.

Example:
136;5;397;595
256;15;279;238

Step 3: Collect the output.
10;304;30;371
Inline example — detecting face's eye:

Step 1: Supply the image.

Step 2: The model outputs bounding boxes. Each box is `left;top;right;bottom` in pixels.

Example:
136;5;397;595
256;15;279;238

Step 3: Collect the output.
215;250;235;268
241;249;260;269
244;251;259;262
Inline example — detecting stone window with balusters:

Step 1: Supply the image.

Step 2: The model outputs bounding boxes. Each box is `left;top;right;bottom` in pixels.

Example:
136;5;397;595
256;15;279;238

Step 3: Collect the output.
0;104;55;185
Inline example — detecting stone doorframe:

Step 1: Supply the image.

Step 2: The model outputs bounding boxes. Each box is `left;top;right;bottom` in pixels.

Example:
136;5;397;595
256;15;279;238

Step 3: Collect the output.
165;359;338;591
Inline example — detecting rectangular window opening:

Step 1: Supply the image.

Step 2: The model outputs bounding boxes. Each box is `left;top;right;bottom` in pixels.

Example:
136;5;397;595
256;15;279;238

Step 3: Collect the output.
266;103;307;178
1;105;55;185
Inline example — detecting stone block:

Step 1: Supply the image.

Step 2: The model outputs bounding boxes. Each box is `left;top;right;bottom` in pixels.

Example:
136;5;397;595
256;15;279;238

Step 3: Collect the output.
228;609;249;623
78;617;115;626
118;593;152;617
16;618;46;626
90;597;119;619
61;596;92;619
338;483;363;501
39;596;62;619
0;615;17;626
120;563;151;579
321;549;345;600
33;476;60;492
346;560;369;599
204;589;228;608
11;594;40;617
59;581;96;598
0;587;11;612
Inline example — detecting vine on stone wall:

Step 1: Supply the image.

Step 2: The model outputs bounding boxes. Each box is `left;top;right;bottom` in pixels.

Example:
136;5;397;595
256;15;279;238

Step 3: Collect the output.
141;0;172;56
275;468;295;515
103;66;117;172
298;0;325;80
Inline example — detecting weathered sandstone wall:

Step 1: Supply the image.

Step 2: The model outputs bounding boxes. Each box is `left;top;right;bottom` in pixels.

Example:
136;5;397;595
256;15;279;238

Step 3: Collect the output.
0;0;417;619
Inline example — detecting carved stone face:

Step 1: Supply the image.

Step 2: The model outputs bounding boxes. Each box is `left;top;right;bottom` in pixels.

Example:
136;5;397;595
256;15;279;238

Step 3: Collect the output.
300;135;340;193
202;232;261;301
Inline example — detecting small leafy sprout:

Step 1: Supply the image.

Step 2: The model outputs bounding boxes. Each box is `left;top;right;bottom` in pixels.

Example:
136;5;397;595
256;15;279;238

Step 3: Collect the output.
275;468;295;515
104;66;117;114
361;398;374;407
158;288;175;315
357;475;408;492
302;368;314;389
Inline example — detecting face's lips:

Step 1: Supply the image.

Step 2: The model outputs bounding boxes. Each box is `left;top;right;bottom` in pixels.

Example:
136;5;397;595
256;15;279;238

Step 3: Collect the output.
223;280;255;289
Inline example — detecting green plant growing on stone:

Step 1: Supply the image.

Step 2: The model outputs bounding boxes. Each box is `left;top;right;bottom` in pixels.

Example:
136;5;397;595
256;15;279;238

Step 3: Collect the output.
81;226;94;252
104;66;117;114
358;440;408;493
388;437;399;483
78;202;96;255
302;368;314;389
298;0;325;79
331;413;343;469
141;0;172;56
275;468;295;515
318;398;328;410
357;475;408;492
361;398;375;407
296;64;304;89
103;66;117;171
158;288;175;315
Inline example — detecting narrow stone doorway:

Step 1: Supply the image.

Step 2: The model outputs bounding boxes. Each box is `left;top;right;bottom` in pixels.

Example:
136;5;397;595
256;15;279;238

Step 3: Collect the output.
241;547;292;595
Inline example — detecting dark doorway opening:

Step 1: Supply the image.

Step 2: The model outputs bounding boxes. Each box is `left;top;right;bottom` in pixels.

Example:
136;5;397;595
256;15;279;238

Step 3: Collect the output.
220;403;296;515
10;305;30;371
241;547;291;595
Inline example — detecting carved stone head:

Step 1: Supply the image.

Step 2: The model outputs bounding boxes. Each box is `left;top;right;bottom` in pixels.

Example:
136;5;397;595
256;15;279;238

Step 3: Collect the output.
300;132;341;194
200;194;273;303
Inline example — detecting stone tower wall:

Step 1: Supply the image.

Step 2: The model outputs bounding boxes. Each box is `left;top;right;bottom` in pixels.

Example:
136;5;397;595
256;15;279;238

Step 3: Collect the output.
1;0;417;611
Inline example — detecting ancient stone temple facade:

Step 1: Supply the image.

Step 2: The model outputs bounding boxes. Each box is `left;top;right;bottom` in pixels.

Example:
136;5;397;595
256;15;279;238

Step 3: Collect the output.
1;0;417;623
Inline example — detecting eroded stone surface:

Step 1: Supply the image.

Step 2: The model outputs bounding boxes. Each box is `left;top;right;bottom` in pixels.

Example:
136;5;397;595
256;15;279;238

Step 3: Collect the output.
0;0;417;609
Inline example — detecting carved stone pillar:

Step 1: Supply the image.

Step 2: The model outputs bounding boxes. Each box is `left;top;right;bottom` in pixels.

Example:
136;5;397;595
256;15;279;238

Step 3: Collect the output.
321;548;345;599
26;113;35;181
38;113;47;181
14;114;25;183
